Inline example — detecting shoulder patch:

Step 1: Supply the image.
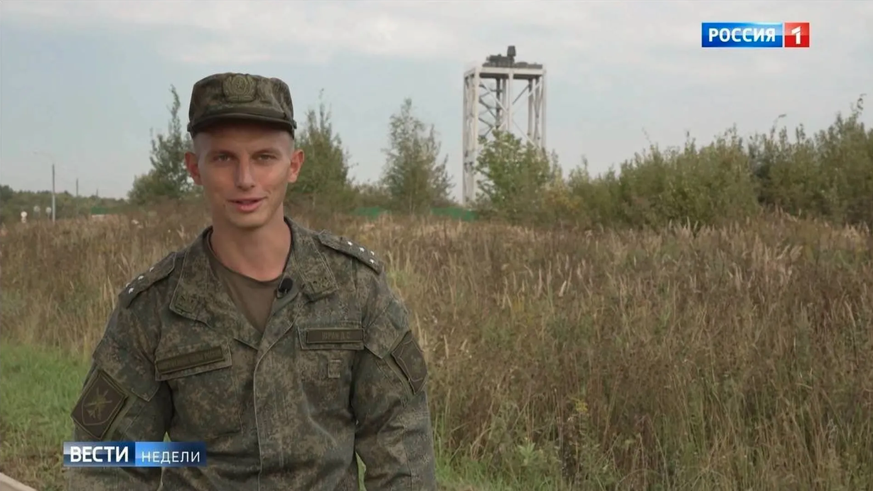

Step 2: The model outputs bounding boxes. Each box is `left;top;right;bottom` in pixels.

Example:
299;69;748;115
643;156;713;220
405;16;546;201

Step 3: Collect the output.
118;251;177;309
391;331;428;394
71;369;128;440
317;232;383;274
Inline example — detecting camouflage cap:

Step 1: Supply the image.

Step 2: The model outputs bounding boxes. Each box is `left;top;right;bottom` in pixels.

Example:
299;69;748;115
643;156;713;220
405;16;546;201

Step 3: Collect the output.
187;72;297;136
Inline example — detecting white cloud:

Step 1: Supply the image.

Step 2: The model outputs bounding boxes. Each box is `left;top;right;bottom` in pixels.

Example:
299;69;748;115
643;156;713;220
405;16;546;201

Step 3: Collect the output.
3;0;869;82
1;0;870;197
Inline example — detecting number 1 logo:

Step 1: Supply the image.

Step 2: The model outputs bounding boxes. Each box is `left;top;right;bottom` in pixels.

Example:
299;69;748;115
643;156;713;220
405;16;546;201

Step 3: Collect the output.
784;22;810;48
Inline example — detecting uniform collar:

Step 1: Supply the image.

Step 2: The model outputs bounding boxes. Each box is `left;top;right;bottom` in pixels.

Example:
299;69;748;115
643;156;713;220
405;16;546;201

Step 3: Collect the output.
168;216;337;349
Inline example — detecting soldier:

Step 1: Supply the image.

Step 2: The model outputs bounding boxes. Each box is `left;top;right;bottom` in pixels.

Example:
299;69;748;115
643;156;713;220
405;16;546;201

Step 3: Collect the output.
67;73;437;490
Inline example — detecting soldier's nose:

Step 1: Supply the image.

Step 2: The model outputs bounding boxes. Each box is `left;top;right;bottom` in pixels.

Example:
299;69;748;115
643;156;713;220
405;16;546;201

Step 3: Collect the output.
235;161;255;189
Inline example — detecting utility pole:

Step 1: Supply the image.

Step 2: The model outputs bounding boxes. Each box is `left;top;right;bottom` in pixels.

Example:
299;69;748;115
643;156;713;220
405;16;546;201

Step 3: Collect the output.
52;163;56;222
34;151;57;223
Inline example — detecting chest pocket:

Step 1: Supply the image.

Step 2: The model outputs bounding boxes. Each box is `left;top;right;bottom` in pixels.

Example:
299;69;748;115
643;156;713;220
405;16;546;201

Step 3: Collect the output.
297;322;365;408
155;341;241;439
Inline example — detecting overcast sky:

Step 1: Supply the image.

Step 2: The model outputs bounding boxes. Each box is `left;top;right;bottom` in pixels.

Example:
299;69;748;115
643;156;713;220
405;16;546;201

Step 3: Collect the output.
1;0;870;200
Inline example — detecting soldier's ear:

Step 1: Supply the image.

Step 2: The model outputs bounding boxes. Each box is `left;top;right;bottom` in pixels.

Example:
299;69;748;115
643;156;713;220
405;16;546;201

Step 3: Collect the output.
288;148;304;184
185;152;202;185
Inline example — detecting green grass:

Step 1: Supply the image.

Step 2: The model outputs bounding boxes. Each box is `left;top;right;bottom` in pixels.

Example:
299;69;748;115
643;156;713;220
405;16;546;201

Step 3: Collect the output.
0;342;89;490
0;341;550;491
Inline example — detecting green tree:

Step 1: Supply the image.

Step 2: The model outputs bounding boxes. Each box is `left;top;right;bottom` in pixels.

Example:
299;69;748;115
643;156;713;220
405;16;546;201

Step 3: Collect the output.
289;91;354;211
0;184;14;204
474;130;555;222
380;98;453;214
129;85;193;205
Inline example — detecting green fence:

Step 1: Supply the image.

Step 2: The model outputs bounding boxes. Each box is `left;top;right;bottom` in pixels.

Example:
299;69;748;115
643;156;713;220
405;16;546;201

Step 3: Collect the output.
430;207;478;222
351;207;478;222
85;205;478;222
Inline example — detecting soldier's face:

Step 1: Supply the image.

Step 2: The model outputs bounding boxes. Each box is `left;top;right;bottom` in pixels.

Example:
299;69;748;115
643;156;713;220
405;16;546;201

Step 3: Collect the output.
184;122;304;231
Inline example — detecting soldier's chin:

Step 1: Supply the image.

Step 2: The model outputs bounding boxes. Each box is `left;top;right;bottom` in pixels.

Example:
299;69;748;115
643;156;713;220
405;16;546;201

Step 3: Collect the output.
227;212;269;231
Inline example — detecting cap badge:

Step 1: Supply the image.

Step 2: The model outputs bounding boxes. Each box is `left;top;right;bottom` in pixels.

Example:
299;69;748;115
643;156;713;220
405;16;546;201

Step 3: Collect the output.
222;74;257;103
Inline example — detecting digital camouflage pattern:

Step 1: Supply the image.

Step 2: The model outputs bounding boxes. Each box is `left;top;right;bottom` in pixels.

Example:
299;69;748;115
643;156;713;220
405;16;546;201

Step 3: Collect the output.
67;217;437;491
187;72;298;137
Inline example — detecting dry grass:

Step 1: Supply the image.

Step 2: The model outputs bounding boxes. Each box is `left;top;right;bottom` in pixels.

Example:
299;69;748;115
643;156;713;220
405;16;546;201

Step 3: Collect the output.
2;204;873;490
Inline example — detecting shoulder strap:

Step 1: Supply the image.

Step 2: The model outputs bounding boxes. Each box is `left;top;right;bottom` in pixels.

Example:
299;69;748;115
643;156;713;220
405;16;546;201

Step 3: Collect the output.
317;231;383;274
118;251;178;308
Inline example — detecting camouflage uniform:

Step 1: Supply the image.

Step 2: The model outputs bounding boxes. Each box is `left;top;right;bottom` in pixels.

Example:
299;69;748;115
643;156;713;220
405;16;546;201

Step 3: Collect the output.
67;73;437;491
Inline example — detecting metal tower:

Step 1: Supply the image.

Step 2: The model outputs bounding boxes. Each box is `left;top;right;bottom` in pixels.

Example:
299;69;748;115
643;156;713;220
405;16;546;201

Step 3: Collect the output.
462;45;547;206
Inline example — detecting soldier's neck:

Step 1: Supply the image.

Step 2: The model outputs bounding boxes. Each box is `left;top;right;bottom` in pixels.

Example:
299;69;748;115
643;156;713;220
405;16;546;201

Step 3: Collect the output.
209;215;291;282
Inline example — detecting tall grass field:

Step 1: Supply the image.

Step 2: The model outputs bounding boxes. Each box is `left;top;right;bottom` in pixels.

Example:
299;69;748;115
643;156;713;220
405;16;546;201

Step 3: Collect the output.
1;205;871;490
2;98;871;490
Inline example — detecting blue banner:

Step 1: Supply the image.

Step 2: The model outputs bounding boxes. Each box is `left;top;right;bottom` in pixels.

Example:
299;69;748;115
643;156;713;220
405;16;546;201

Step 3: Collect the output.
63;441;207;468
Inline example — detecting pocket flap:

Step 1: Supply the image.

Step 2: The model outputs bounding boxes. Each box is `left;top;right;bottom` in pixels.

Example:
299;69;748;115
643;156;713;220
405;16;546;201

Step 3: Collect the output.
155;342;232;381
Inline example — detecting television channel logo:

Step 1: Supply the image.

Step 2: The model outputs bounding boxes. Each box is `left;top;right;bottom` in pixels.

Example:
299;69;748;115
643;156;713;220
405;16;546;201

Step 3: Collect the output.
701;22;810;48
63;441;207;468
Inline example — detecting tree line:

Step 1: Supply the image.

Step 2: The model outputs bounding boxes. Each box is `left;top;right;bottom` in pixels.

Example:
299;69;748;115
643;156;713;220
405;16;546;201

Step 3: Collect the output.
0;185;126;225
126;87;457;217
2;87;870;229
